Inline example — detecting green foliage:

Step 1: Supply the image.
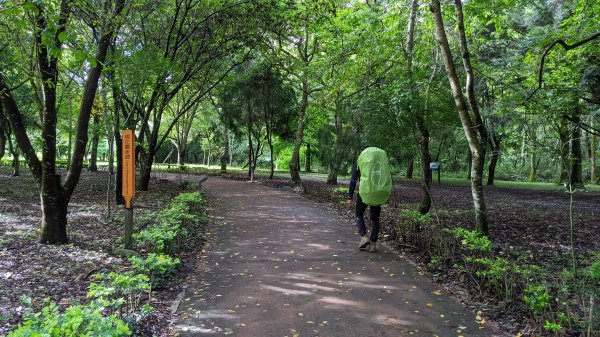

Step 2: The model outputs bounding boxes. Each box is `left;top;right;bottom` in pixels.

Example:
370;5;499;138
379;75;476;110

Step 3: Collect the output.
428;256;441;269
133;191;206;254
134;223;179;254
586;252;600;280
87;272;150;316
8;298;130;337
172;192;203;205
400;209;433;225
524;284;551;315
8;189;206;336
468;257;510;280
543;320;563;332
450;227;492;252
129;254;180;286
332;187;347;195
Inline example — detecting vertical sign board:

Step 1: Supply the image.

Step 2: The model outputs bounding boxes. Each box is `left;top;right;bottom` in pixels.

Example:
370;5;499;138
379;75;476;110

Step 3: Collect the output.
122;130;135;209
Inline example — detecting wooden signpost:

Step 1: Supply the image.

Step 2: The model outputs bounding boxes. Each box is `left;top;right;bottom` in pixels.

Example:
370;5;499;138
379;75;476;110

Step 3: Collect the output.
122;130;135;208
122;130;135;248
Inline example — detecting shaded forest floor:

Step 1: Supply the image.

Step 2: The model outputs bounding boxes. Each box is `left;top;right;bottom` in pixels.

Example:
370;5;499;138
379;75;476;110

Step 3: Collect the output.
0;166;598;336
285;178;600;268
0;167;199;336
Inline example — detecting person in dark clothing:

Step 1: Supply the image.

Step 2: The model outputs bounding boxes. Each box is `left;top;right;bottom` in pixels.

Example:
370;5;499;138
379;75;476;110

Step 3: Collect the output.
348;162;381;252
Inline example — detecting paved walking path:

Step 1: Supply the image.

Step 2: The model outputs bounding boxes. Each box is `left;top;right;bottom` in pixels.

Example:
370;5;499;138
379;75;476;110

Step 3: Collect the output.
172;177;503;337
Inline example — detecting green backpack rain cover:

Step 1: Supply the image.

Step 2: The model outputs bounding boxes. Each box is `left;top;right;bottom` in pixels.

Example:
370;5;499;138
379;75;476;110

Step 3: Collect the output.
357;147;392;206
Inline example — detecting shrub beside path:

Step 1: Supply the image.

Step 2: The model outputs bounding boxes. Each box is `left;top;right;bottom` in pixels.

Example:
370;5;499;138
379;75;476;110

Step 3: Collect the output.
172;177;505;337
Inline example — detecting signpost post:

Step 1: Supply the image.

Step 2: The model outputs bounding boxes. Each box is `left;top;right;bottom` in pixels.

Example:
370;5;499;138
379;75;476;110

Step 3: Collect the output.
122;130;135;248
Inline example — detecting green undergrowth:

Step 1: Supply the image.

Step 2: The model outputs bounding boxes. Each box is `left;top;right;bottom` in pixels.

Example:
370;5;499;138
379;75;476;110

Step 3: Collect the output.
8;191;207;337
393;210;599;336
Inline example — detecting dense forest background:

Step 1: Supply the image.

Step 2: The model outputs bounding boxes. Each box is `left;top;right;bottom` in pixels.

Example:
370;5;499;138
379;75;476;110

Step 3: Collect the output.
4;0;599;240
2;0;599;190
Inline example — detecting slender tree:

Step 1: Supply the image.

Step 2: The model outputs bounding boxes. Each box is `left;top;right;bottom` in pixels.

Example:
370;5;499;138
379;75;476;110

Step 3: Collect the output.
430;0;489;235
0;0;126;244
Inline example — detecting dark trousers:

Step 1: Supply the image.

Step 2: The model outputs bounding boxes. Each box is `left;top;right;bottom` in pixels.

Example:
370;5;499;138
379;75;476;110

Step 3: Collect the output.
355;194;381;242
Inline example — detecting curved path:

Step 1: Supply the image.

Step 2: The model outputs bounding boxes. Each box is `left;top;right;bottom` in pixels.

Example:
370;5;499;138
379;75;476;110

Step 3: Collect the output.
172;177;503;337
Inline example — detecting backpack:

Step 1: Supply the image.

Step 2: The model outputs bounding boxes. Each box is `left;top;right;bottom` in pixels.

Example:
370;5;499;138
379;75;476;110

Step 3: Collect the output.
357;147;392;206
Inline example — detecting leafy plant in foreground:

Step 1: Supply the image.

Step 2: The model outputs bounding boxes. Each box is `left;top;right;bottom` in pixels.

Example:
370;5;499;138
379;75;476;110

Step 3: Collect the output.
88;271;151;317
524;284;551;315
8;297;130;337
129;254;181;298
450;227;492;252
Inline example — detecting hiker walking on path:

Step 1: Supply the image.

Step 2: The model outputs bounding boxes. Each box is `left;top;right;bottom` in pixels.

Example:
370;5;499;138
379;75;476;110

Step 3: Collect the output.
348;147;393;252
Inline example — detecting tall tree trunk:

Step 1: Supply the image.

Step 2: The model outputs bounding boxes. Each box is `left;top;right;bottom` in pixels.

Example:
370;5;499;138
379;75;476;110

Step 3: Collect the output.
139;116;161;190
67;116;72;169
418;126;432;214
0;126;5;161
247;102;253;178
268;129;274;179
113;113;124;205
229;133;233;166
177;143;187;166
0;101;9;164
467;148;472;180
557;121;570;183
305;143;312;173
40;185;69;244
406;0;431;214
207;145;211;167
12;149;20;177
406;159;414;179
431;0;488;236
529;146;537;182
7;136;20;176
327;97;343;185
290;81;308;183
108;136;114;175
570;108;584;186
591;118;597;184
139;100;164;191
327;172;338;185
139;145;155;191
487;135;501;185
268;142;274;179
520;128;527;168
88;114;100;172
221;128;229;173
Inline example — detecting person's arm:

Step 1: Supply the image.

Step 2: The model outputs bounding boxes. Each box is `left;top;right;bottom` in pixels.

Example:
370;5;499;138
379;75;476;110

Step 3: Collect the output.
348;162;360;200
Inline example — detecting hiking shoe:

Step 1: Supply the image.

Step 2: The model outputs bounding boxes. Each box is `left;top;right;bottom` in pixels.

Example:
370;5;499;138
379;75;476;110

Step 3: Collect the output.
369;242;377;252
358;236;370;250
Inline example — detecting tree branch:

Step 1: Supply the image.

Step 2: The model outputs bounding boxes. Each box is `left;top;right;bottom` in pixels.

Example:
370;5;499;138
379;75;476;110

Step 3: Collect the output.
0;73;43;185
528;32;600;100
